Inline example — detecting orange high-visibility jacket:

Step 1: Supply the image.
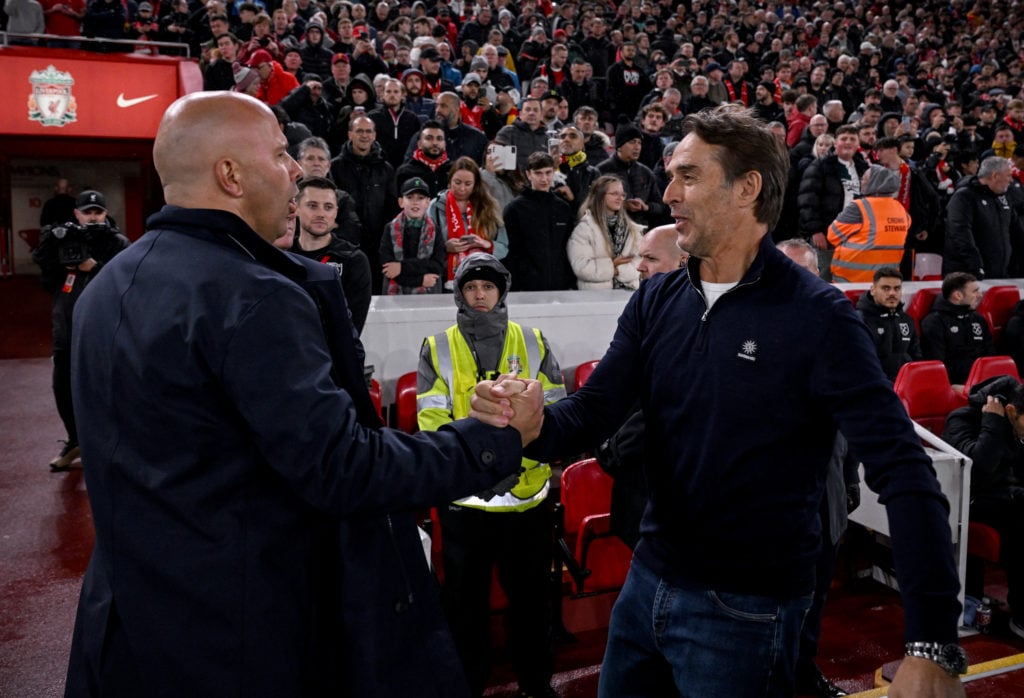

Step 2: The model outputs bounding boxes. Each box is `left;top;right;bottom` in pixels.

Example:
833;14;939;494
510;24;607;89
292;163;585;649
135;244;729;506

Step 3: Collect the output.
827;196;910;282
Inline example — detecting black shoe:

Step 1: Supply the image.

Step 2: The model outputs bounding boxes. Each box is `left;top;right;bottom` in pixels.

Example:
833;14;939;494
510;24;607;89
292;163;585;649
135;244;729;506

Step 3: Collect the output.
796;667;848;698
517;685;559;698
49;440;80;471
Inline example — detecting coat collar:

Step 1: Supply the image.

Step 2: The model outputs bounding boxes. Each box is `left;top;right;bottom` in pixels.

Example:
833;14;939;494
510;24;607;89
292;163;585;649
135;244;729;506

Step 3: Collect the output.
147;206;308;282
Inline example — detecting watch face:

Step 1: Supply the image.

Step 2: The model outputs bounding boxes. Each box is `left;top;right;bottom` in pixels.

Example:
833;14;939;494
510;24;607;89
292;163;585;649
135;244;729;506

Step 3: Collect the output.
942;644;969;674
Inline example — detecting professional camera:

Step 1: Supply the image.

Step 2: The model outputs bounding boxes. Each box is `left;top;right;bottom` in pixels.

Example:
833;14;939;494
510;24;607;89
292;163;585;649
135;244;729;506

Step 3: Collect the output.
50;220;110;267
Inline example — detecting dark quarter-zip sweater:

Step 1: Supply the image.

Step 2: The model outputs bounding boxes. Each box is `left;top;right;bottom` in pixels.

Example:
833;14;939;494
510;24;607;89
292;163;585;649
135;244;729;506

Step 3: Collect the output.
528;233;961;644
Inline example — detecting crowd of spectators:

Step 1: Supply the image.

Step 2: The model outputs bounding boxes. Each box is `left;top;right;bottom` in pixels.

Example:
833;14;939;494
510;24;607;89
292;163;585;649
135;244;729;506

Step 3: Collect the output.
8;0;1024;292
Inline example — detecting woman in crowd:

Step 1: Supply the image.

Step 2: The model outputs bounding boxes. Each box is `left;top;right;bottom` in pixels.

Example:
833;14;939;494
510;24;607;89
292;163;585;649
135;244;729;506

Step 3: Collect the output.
567;175;643;290
427;157;508;290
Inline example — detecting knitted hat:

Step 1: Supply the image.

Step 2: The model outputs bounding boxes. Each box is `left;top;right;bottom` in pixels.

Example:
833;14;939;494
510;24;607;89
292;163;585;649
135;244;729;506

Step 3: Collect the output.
232;63;260;92
247;48;274;67
458;260;507;296
615;123;643;147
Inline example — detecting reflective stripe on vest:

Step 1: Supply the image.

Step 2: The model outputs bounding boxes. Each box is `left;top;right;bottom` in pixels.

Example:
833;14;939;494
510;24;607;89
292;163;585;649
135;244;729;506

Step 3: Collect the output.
830;197;909;282
429;322;557;511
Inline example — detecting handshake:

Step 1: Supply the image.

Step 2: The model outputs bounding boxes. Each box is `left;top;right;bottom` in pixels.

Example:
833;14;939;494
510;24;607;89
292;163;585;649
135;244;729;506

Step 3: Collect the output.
469;375;546;446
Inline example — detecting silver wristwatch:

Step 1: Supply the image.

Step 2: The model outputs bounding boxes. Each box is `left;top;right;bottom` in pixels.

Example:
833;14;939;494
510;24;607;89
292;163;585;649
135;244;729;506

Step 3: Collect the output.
904;641;968;677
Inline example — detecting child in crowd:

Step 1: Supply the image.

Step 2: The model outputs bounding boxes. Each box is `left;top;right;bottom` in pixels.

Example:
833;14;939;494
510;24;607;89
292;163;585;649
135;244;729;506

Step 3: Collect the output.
380;177;446;294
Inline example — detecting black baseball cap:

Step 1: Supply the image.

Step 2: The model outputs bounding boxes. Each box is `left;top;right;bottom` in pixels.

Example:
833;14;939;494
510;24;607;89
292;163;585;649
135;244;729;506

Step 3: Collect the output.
75;190;106;211
401;177;431;197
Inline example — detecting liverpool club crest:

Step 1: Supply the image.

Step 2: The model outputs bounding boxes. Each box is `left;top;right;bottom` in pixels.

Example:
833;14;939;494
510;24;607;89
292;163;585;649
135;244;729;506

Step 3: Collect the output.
27;65;77;127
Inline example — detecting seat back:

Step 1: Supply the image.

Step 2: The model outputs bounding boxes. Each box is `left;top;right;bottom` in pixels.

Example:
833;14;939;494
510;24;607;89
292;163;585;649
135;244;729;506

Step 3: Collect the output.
912;252;943;280
892;360;964;434
560;458;614;537
977;285;1021;343
963;355;1021;394
395;371;419;434
369;378;383;418
844;288;864;304
905;287;941;335
573;360;600;392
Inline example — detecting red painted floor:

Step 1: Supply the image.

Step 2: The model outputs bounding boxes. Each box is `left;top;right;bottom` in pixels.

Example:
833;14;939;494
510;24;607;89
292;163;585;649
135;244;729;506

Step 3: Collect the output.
3;274;1024;697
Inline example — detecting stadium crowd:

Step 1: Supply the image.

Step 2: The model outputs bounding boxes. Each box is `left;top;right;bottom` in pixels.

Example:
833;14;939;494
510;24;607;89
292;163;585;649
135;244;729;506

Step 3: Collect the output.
8;0;1024;295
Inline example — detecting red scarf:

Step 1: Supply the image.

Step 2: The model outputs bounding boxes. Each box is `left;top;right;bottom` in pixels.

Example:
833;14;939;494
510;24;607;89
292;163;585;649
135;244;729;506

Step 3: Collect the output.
444;191;492;280
385;213;438;295
412;148;449;171
897;161;911;211
724;78;750;106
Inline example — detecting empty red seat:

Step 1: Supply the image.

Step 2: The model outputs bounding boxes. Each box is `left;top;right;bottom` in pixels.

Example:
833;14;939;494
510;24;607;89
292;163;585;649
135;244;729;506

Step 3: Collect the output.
963;355;1021;395
844;288;865;304
892;360;966;434
968;522;1001;564
369;378;382;419
905;287;941;336
977;285;1021;343
395;371;419;434
573;360;600;392
557;458;631;596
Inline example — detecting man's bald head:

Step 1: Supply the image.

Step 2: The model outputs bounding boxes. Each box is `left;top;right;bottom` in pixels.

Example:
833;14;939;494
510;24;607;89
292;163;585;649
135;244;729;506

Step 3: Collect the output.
637;224;687;280
154;92;302;243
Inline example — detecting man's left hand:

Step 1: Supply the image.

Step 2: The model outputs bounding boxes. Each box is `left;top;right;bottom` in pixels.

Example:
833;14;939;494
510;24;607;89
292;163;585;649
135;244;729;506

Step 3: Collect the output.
888;656;965;698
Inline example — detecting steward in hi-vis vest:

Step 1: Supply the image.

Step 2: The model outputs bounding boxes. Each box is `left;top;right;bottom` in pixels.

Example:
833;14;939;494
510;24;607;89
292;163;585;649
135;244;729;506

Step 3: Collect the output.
827;164;911;282
415;252;565;698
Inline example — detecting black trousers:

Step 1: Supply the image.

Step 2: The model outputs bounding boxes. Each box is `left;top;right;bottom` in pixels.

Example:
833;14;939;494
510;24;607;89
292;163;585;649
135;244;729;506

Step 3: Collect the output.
438;502;554;697
52;347;77;443
972;493;1024;619
798;499;839;675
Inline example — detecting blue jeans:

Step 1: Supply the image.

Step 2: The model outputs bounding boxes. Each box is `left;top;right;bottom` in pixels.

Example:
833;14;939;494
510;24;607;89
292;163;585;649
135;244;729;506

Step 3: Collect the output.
598;557;813;698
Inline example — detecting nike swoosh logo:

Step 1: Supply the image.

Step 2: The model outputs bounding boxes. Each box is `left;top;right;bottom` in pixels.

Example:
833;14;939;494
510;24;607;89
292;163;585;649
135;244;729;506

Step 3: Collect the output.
116;93;159;108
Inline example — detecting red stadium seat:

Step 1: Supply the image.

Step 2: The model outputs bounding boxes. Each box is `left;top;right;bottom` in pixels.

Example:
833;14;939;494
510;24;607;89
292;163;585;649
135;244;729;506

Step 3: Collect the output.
557;458;631;596
369;378;383;419
904;287;941;336
395;371;419;434
892;360;966;434
844;288;864;304
573;360;600;392
963;355;1021;395
968;522;1001;564
977;285;1021;343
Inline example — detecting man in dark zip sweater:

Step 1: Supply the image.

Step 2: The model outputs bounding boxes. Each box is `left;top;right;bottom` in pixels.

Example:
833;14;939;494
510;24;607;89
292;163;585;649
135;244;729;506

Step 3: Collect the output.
474;107;967;697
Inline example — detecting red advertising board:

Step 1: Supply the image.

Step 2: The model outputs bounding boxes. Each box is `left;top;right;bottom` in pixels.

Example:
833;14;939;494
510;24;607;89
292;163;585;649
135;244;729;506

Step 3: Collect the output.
0;49;200;139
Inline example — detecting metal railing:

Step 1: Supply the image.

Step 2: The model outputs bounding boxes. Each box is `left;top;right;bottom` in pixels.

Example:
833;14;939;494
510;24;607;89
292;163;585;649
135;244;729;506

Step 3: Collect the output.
0;30;193;57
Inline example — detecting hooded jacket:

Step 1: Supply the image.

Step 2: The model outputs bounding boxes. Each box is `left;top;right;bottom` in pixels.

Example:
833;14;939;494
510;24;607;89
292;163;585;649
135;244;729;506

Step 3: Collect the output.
855;290;922;380
827;165;911;282
416;253;566;511
921;295;995;384
943;374;1024;497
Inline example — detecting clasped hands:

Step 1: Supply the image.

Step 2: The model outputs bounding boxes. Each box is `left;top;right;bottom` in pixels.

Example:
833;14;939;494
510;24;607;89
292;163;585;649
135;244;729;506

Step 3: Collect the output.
469;374;545;446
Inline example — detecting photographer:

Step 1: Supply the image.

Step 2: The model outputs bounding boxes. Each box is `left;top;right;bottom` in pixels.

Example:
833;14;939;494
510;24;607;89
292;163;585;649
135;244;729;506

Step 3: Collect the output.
943;375;1024;639
33;190;129;470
